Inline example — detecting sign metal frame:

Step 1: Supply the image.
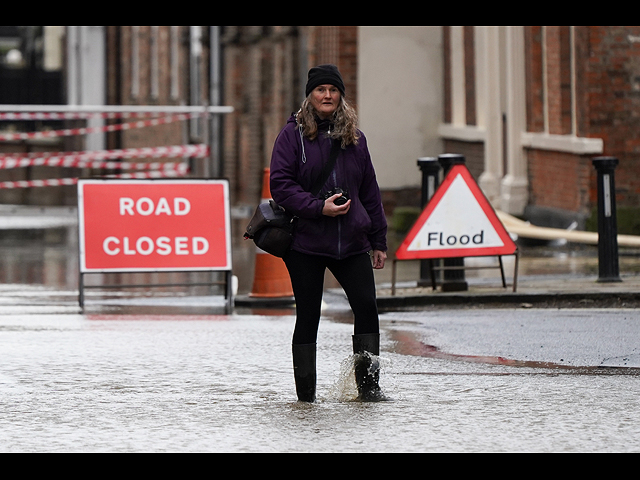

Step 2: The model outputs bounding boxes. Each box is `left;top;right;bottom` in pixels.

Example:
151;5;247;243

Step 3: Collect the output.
77;177;233;311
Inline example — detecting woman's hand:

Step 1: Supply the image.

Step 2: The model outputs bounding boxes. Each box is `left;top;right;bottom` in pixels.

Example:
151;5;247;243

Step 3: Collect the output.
372;250;387;270
322;193;351;217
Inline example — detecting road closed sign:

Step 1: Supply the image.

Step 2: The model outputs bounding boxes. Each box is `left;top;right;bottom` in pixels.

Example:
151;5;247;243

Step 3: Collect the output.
78;179;232;272
395;164;517;260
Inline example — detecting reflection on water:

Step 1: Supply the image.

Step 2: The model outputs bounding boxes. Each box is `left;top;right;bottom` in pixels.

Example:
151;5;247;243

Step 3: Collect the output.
388;327;640;375
0;229;78;290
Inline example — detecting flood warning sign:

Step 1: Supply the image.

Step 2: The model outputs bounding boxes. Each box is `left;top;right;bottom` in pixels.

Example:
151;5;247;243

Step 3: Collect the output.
395;164;516;260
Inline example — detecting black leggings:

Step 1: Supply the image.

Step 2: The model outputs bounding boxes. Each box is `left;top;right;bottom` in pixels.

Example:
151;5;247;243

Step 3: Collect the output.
283;250;380;345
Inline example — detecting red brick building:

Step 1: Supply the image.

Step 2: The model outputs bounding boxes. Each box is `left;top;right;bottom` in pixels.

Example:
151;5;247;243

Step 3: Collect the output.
1;26;639;235
442;26;640;231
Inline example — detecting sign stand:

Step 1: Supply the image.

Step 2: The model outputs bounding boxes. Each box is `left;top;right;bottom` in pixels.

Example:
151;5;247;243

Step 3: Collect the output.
78;270;234;313
77;178;233;313
391;251;519;295
392;163;519;295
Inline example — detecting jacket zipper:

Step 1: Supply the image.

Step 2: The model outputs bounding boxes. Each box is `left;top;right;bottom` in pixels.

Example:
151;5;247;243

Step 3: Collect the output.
332;168;342;259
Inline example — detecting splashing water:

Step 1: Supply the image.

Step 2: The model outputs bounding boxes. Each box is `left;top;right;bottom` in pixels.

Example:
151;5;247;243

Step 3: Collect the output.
326;354;392;402
326;355;359;402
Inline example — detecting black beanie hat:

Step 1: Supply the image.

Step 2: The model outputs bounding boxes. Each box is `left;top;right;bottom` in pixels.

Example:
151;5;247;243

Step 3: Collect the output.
305;64;345;97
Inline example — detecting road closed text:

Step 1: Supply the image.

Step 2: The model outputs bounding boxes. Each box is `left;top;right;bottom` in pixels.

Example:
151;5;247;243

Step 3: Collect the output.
119;196;191;217
103;197;208;256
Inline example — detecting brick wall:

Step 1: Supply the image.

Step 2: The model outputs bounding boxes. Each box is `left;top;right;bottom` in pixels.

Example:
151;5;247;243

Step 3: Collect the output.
525;26;545;133
523;26;593;216
586;26;640;208
307;26;358;106
527;149;591;214
221;26;304;206
443;139;484;180
525;26;640;215
107;26;192;150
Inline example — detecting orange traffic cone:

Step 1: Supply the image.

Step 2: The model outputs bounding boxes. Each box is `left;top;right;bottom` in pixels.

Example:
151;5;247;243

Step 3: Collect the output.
236;168;295;307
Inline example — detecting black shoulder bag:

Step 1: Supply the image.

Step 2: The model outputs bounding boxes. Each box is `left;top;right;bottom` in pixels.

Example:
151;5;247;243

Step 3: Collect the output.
244;139;340;258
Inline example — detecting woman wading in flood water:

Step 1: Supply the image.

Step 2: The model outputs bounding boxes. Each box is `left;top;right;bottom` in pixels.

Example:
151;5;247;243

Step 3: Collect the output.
269;64;388;402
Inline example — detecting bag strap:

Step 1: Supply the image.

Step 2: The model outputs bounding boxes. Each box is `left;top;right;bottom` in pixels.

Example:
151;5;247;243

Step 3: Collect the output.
310;139;340;197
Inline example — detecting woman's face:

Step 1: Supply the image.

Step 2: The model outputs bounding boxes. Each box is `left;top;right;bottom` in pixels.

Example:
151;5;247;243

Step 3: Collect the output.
310;84;341;119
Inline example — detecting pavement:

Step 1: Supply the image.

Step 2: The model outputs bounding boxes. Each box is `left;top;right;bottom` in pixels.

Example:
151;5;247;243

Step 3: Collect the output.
0;205;639;311
375;272;640;311
374;246;640;310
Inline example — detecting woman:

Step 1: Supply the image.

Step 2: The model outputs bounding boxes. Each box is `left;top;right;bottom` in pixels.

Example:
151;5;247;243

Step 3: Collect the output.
270;64;388;402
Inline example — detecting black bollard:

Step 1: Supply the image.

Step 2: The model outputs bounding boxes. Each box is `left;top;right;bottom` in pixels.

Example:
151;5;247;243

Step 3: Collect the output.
437;153;469;292
418;157;441;204
592;156;622;283
417;157;441;287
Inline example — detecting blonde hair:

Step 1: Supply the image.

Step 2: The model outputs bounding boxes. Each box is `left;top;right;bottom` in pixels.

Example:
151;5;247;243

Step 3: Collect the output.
296;96;360;148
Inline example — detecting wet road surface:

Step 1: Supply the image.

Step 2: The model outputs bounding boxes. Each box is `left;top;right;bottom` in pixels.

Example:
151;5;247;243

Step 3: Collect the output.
1;296;639;452
0;222;639;452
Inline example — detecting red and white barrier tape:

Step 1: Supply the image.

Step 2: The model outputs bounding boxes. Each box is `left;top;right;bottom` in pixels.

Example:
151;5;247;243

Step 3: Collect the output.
0;144;207;169
0;113;199;142
0;111;186;121
0;170;189;190
1;160;187;171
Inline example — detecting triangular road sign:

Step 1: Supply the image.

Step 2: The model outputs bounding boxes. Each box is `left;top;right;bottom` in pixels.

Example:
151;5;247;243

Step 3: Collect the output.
396;164;517;260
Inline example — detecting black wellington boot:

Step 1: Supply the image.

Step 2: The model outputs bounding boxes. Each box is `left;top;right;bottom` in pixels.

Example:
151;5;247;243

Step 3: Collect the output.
352;333;386;402
292;343;316;403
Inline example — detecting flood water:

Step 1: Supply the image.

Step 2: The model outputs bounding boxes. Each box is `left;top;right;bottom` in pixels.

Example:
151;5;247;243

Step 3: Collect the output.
1;305;640;452
1;222;640;452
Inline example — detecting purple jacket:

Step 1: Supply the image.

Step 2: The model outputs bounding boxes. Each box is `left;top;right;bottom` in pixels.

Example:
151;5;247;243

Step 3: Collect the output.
270;114;387;259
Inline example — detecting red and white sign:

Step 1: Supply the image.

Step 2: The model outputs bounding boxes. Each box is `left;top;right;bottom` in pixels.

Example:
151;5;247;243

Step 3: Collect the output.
78;179;232;272
396;164;517;260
